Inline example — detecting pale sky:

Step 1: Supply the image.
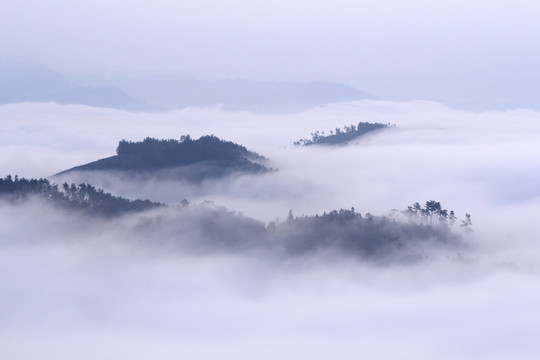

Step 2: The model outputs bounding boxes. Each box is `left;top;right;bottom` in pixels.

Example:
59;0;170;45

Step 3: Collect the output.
2;0;540;107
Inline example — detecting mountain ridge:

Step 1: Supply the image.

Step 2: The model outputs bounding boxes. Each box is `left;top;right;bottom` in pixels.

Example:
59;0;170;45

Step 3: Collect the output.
55;135;272;183
0;62;374;113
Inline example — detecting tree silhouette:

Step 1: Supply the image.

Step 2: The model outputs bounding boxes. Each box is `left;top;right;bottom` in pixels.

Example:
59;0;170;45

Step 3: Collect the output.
58;135;273;182
0;175;161;216
294;121;394;146
461;214;473;233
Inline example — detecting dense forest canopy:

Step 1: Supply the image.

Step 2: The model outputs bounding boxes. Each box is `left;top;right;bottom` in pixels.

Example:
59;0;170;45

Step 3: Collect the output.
115;135;265;162
57;135;272;181
0;175;162;216
271;203;470;260
295;121;394;146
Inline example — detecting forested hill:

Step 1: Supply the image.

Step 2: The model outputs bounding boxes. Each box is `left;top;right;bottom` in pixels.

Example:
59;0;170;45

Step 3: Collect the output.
0;175;161;216
0;175;471;261
57;135;272;181
295;122;393;146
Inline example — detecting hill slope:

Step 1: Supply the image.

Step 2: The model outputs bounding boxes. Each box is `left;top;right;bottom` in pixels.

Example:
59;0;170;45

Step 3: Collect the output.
0;175;161;216
295;122;394;146
56;135;272;182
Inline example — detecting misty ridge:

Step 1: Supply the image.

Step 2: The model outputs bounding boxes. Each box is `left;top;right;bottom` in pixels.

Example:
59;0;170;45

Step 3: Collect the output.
0;175;161;216
0;65;150;111
56;135;273;183
294;121;395;146
0;62;373;114
3;96;540;360
1;129;473;263
0;174;471;263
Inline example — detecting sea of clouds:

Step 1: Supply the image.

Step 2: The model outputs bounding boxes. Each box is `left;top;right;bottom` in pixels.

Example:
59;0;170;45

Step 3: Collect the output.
1;100;540;359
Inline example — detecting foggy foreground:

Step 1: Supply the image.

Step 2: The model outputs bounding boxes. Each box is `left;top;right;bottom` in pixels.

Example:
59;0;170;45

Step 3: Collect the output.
2;100;540;359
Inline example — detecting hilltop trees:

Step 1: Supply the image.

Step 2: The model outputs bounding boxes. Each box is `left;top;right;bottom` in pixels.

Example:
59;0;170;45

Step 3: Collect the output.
1;176;471;262
0;175;161;216
272;205;465;260
115;135;265;165
461;214;473;233
404;200;471;231
294;121;394;146
57;135;272;182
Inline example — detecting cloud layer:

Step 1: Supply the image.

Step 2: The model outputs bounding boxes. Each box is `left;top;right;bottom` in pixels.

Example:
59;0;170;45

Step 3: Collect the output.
1;100;540;359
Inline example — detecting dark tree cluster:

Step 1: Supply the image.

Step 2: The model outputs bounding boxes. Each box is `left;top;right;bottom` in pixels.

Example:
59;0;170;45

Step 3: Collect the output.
294;121;394;146
0;176;470;261
57;135;272;181
163;202;469;261
404;200;472;232
268;205;465;261
0;175;161;216
128;203;466;262
115;135;265;162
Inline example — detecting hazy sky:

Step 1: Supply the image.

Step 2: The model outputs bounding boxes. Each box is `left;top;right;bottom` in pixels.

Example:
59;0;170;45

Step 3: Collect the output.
2;0;540;107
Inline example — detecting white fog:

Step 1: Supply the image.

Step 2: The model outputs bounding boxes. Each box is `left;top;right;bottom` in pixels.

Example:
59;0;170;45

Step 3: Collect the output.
1;101;540;359
2;0;540;358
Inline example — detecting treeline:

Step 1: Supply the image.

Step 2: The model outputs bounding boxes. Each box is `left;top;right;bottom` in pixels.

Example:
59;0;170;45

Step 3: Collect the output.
116;135;265;162
61;135;268;172
149;201;470;262
57;135;272;182
295;121;393;146
1;176;470;261
404;200;472;232
0;175;161;216
269;203;469;259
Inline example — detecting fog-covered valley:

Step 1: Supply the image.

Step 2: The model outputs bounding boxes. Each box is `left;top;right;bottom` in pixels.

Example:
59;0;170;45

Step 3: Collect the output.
2;100;540;359
3;0;540;356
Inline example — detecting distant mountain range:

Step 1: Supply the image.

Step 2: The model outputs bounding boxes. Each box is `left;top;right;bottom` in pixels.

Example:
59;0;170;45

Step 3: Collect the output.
0;62;374;113
105;75;373;113
0;66;151;111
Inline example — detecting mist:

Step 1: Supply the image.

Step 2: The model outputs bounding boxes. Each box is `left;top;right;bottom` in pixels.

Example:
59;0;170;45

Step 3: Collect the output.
2;199;540;360
1;100;540;358
2;1;540;109
2;0;539;355
4;100;540;219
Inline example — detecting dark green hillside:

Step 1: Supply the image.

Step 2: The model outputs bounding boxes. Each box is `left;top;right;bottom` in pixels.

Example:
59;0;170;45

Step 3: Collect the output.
57;135;272;181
